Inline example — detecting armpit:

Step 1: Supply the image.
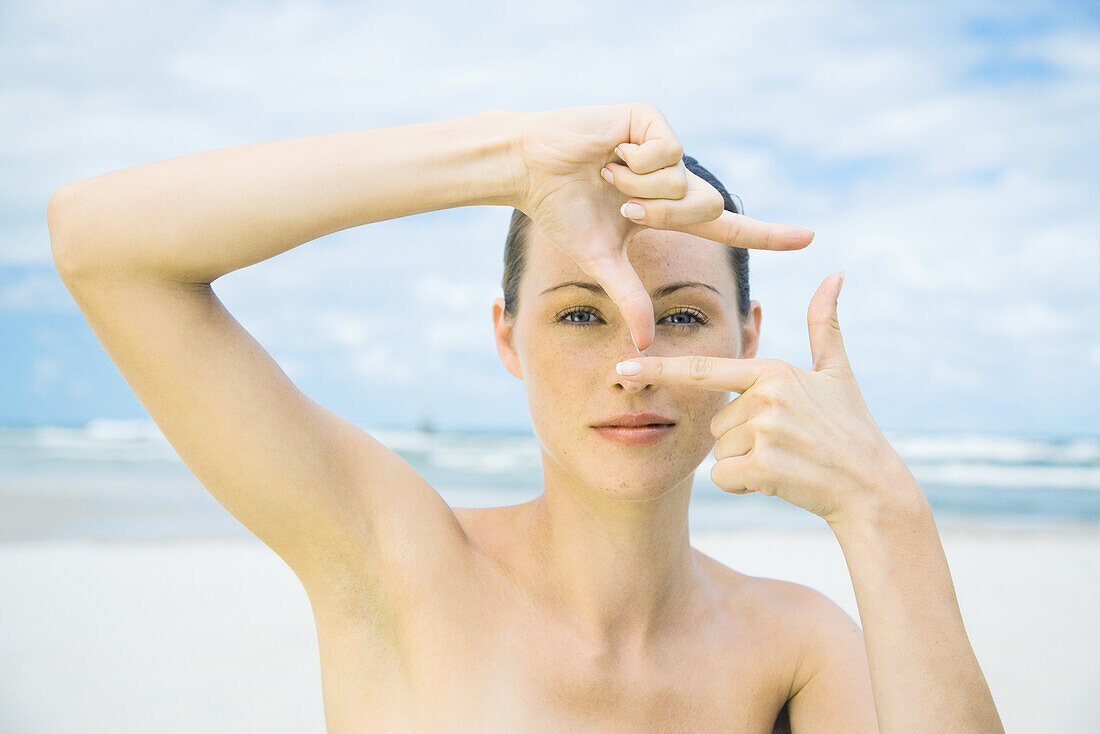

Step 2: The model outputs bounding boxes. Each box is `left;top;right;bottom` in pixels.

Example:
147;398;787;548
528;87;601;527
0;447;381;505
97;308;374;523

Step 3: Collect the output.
771;700;791;734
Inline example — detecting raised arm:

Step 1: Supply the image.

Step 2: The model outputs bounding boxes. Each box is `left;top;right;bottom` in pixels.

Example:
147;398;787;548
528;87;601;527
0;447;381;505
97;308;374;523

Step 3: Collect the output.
46;103;814;606
48;109;525;286
46;110;527;603
611;275;1004;731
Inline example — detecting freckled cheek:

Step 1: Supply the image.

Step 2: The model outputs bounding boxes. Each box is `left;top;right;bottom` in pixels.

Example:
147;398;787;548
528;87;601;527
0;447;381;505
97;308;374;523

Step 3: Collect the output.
674;388;731;440
527;334;607;377
522;341;603;415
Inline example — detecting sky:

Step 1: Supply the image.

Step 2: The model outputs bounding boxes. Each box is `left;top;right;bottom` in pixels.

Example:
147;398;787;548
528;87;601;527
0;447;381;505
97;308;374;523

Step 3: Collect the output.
2;0;1098;435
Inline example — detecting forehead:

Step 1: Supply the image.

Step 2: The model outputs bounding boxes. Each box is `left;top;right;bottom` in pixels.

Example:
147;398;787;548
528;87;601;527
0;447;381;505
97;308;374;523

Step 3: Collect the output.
521;224;738;297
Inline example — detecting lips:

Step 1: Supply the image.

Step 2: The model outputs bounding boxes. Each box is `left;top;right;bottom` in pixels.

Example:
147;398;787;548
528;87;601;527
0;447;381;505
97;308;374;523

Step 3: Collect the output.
590;413;677;446
590;412;676;428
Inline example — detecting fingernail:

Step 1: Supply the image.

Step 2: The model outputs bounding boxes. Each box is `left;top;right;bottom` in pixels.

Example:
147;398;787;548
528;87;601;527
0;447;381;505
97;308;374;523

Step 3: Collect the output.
615;145;626;160
621;202;645;220
600;167;614;185
616;360;643;376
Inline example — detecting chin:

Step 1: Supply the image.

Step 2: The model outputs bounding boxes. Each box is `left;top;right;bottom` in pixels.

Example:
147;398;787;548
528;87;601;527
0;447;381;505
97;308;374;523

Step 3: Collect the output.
534;420;714;499
575;443;702;500
593;483;687;502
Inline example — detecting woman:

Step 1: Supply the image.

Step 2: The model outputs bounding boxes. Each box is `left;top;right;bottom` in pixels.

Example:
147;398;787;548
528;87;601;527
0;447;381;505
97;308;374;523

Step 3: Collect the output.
47;103;1003;732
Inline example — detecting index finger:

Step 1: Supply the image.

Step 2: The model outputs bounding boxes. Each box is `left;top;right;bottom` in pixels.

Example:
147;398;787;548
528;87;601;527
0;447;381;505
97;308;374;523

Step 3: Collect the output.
678;210;815;251
615;355;777;394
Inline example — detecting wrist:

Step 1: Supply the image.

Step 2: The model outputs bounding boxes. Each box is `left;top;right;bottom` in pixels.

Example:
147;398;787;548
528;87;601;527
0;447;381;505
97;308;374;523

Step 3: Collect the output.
465;108;528;210
403;108;528;211
491;109;530;211
827;460;930;538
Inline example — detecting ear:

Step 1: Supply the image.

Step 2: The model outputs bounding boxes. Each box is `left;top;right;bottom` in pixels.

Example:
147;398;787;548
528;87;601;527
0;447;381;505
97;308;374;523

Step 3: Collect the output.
492;298;523;380
738;300;763;359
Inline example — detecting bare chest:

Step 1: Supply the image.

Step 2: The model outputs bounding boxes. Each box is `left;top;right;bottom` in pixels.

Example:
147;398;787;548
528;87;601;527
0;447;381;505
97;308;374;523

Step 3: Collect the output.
309;554;796;733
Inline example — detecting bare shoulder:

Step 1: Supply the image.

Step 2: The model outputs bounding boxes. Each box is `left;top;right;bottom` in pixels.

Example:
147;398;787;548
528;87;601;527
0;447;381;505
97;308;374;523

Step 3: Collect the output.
693;548;846;626
693;548;818;617
695;553;875;730
691;550;853;694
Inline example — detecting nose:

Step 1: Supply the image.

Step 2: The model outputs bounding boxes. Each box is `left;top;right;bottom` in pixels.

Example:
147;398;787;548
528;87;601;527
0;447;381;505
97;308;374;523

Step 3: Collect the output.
608;350;652;393
617;375;650;393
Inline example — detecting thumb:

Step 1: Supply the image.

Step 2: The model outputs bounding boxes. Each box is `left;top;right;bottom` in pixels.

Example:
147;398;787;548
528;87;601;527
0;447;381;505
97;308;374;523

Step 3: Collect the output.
807;271;850;372
580;251;655;352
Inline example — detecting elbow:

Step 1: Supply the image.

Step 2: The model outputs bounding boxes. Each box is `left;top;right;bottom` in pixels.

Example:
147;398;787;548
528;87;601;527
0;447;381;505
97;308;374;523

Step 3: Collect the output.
48;181;93;280
47;178;212;287
48;180;127;282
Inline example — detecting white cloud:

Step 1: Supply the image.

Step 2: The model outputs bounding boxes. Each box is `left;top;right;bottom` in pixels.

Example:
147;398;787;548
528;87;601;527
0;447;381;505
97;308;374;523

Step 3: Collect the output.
272;354;312;382
0;223;54;268
315;308;373;349
30;356;63;395
1021;30;1100;75
2;0;1098;431
1089;344;1100;368
349;342;407;383
0;270;72;312
926;356;986;390
977;300;1080;341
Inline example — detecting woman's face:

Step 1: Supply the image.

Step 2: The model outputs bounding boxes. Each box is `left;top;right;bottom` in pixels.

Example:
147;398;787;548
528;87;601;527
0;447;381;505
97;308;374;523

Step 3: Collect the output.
492;225;762;500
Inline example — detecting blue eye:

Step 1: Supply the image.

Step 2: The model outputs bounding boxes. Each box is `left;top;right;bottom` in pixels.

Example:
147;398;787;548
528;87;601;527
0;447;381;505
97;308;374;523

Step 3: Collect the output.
557;307;602;325
556;306;708;329
663;308;707;328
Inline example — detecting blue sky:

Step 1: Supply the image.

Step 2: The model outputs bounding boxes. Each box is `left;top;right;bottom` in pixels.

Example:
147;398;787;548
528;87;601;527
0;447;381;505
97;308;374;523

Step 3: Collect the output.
2;0;1098;435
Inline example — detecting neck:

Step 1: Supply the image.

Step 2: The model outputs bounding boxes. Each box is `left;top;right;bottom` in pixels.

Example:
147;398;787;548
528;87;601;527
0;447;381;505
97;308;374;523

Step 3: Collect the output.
518;456;710;652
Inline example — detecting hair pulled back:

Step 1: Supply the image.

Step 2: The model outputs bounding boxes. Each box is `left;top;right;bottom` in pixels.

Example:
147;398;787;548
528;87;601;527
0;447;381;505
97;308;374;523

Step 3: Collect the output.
501;155;749;321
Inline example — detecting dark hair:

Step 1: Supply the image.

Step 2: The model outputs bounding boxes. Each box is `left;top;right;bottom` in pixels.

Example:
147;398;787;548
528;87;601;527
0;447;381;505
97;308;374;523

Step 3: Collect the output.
502;155;749;323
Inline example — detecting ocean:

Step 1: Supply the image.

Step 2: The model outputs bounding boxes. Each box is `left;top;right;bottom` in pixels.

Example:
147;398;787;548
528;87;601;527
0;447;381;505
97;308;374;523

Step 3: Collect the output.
1;420;1098;542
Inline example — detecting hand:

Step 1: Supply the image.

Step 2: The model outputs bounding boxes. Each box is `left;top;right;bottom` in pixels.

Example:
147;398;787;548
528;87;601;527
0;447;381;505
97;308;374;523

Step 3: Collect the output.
613;272;916;527
512;102;815;351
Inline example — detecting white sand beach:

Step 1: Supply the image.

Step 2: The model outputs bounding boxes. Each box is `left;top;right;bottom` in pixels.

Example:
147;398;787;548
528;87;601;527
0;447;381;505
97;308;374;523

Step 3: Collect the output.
1;521;1097;732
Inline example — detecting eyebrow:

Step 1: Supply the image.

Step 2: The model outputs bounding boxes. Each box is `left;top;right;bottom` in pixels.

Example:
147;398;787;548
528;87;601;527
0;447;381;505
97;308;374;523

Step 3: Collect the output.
538;280;723;299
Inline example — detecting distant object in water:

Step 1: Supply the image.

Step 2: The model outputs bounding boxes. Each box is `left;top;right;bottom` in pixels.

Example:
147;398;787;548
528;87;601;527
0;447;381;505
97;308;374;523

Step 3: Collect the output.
416;391;435;434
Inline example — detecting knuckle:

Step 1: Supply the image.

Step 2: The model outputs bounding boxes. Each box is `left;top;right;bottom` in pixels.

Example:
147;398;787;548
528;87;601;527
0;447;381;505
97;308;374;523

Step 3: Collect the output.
647;204;672;229
746;444;765;468
607;162;631;184
688;355;714;381
773;364;799;392
711;461;735;489
722;214;744;244
715;429;732;449
704;189;724;220
709;414;725;438
754;412;779;437
753;387;777;407
763;360;793;381
669;171;689;199
763;227;778;251
716;433;746;462
668;139;684;163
